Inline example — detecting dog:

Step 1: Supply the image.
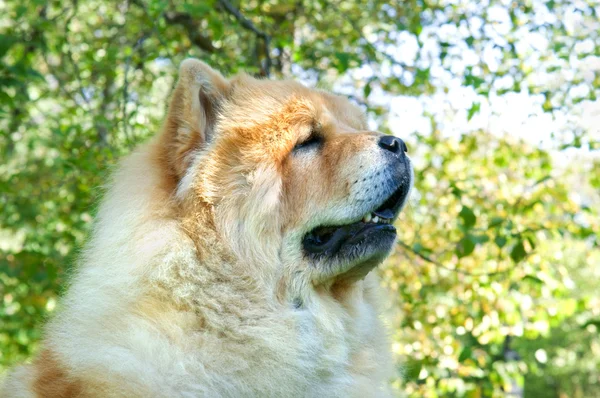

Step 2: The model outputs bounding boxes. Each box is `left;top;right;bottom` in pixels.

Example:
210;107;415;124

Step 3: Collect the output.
1;59;413;397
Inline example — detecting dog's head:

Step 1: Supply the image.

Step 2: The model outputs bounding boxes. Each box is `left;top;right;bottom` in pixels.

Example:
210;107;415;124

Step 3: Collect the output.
161;59;412;300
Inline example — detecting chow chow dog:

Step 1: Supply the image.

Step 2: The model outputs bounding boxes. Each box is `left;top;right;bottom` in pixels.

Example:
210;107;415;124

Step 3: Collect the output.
1;59;413;397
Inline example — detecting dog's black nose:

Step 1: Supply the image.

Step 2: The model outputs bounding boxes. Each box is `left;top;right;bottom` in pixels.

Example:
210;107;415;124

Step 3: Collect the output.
378;135;407;154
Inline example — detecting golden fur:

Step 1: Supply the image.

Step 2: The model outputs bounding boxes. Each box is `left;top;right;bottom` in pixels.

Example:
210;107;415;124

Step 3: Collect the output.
0;59;406;397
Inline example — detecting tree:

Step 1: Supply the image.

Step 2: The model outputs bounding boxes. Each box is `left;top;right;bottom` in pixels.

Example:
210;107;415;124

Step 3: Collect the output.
1;0;599;396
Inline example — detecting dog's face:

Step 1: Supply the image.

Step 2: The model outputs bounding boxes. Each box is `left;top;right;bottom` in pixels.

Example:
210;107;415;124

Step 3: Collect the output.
163;60;412;300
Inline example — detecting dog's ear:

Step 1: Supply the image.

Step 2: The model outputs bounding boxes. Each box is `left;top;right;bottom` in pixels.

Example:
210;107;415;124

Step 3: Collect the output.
160;59;230;180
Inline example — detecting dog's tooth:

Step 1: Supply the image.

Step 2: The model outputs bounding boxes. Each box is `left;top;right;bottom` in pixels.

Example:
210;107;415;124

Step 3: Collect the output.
364;213;372;223
372;216;379;223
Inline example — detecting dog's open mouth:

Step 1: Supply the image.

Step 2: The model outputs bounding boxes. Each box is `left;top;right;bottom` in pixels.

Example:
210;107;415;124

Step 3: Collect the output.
302;183;409;258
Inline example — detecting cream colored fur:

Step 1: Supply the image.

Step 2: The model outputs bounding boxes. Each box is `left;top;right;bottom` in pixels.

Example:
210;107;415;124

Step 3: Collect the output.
1;59;398;398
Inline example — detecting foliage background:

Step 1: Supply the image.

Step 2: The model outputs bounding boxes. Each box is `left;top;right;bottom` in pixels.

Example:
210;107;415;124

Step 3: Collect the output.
1;0;599;396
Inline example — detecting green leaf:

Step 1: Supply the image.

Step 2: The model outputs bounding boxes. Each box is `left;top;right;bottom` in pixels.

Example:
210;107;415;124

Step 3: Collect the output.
533;175;551;186
403;359;423;381
488;217;504;228
183;3;212;16
15;5;28;19
457;236;476;258
510;240;527;262
582;319;600;330
495;235;507;248
415;68;430;83
450;184;464;197
459;206;477;228
458;346;473;362
363;81;372;98
522;275;543;285
464;68;485;89
467;101;481;121
26;68;45;81
333;52;351;73
471;234;490;244
0;34;18;57
209;18;225;41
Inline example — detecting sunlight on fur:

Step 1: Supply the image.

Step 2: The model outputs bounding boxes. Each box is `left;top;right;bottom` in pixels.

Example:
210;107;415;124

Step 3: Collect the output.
1;59;413;398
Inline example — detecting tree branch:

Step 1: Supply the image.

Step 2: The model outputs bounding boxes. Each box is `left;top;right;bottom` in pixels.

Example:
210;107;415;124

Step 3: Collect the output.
128;0;174;59
397;240;513;277
163;11;216;53
217;0;272;77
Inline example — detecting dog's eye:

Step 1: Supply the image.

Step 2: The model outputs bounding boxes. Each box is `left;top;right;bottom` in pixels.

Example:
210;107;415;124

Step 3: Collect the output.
293;133;323;152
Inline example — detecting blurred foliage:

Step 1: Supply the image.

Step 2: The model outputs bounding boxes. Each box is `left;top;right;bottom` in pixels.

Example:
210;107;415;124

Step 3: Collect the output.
385;131;600;396
1;0;599;396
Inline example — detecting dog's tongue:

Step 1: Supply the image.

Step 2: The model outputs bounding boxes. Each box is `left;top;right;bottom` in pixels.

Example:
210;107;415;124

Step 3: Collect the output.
373;209;394;219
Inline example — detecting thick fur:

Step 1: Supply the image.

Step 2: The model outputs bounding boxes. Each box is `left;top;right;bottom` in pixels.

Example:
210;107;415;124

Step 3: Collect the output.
1;60;400;397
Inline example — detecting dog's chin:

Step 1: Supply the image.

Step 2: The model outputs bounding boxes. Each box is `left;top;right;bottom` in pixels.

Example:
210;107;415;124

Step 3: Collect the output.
336;224;397;270
302;179;409;284
303;221;397;284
